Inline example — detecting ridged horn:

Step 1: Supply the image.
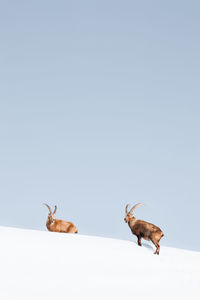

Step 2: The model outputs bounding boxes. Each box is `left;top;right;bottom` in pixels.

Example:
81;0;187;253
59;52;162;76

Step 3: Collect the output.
129;203;143;214
43;203;52;214
53;205;57;215
125;204;130;214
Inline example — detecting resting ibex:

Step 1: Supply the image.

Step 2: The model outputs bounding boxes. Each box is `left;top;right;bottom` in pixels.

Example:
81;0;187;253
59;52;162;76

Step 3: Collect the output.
124;203;164;254
44;204;78;234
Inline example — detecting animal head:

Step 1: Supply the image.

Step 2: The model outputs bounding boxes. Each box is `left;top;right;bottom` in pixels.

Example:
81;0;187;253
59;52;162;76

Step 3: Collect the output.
124;203;143;223
44;203;57;224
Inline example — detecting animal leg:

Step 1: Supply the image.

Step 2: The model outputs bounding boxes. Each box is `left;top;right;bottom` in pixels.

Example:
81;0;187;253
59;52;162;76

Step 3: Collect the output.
137;235;142;246
156;244;160;255
154;234;163;254
151;239;159;255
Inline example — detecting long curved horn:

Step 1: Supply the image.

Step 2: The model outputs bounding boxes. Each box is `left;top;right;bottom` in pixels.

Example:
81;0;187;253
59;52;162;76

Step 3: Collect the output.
129;203;143;214
53;205;57;215
43;203;52;214
125;204;130;214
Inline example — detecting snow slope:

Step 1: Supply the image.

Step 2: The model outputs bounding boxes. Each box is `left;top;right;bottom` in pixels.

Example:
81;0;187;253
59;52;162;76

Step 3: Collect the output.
0;226;199;300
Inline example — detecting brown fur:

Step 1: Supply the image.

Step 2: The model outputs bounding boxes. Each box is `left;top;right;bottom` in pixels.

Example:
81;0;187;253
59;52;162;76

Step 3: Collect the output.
124;204;164;254
44;204;78;234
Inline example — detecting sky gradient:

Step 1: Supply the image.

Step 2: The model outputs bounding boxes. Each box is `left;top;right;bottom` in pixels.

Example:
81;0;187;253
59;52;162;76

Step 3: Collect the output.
0;1;199;250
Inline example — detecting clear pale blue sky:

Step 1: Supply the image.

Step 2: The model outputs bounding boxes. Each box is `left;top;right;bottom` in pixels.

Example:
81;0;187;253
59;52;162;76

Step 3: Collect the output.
0;1;199;250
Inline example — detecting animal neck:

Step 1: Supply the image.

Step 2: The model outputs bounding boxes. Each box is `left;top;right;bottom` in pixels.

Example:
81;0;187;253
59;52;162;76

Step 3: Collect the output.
128;217;137;228
46;218;55;228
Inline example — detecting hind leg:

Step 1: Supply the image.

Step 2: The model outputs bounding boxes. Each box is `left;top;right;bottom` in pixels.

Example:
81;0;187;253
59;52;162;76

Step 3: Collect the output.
151;239;160;255
152;233;163;255
155;244;160;255
155;235;163;254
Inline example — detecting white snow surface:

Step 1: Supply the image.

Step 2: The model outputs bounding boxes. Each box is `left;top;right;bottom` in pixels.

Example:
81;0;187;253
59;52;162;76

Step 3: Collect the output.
0;226;199;300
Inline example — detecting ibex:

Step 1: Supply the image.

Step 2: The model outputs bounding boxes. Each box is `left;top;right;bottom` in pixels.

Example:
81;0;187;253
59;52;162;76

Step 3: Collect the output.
124;203;164;254
44;204;78;234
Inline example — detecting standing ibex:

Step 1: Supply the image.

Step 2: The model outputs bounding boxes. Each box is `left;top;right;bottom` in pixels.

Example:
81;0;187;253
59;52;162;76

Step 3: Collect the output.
44;204;78;234
124;203;164;254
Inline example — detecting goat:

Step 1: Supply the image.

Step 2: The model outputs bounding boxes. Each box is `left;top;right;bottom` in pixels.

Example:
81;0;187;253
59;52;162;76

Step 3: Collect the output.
43;203;78;234
124;203;164;254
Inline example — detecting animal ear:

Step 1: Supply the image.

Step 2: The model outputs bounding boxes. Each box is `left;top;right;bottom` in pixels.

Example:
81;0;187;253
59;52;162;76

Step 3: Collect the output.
125;204;130;214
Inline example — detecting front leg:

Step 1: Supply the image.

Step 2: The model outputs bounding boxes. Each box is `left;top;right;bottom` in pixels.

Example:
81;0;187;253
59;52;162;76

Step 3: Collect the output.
137;235;142;246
